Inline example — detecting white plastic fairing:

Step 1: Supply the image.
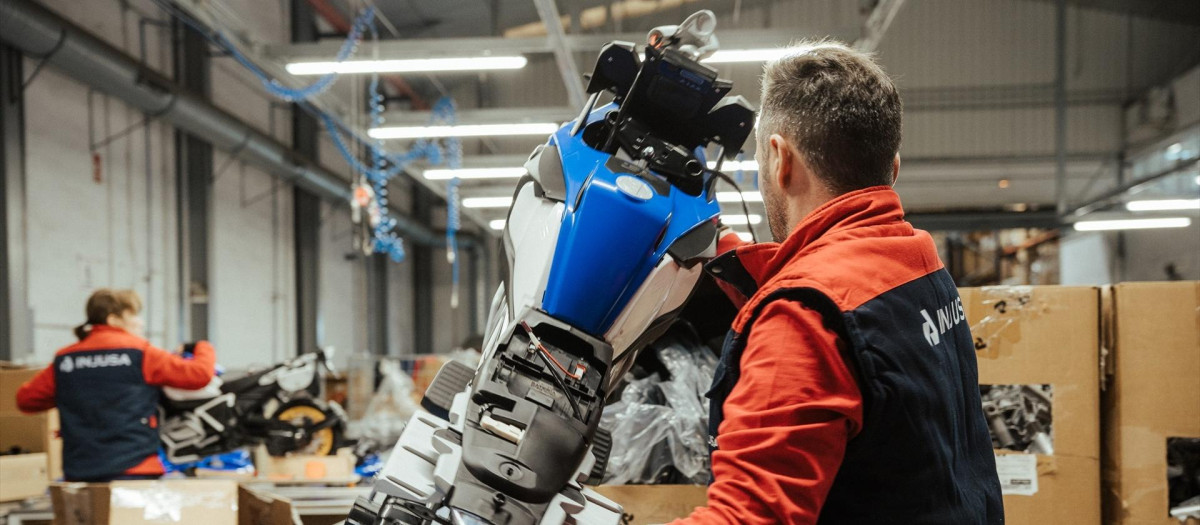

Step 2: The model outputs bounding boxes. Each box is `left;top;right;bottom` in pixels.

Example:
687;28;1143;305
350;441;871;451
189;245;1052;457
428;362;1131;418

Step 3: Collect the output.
163;376;223;401
481;285;511;365
506;183;565;315
258;352;319;393
603;256;703;363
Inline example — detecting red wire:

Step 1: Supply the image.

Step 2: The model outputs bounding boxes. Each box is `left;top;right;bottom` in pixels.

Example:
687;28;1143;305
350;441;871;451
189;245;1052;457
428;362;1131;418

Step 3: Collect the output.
521;322;583;380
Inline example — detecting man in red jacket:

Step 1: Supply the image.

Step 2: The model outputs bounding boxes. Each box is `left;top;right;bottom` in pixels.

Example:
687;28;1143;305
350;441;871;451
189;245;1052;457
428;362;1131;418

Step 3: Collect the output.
16;289;216;481
672;42;1003;524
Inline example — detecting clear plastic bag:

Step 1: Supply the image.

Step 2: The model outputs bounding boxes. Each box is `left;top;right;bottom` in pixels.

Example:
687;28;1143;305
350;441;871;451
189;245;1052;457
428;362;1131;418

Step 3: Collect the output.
347;359;421;449
600;326;717;485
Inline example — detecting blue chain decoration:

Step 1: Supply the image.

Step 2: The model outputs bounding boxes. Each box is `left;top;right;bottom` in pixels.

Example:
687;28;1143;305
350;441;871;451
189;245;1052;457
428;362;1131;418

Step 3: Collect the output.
365;69;407;263
211;8;374;102
431;98;464;308
165;0;460;264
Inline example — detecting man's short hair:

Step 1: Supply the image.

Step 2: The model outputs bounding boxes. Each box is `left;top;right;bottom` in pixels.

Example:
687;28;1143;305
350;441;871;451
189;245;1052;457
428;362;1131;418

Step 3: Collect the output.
759;41;902;195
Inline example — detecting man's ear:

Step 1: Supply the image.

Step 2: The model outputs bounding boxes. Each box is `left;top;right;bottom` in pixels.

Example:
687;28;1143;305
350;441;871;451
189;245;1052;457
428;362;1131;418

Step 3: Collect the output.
891;154;901;185
768;134;793;189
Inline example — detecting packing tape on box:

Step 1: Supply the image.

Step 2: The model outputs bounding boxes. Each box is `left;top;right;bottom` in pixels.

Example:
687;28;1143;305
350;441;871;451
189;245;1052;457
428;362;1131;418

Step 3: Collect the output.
972;286;1053;359
111;483;236;522
57;482;94;525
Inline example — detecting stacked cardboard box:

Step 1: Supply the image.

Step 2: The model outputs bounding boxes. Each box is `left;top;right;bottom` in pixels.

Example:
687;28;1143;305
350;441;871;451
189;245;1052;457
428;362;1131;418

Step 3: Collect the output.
591;485;708;524
1103;282;1200;525
50;480;298;525
0;366;63;501
253;445;358;483
963;285;1102;525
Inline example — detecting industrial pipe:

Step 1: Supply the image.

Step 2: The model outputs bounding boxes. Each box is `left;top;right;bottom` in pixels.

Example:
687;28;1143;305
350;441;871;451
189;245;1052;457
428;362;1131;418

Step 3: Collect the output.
0;0;456;247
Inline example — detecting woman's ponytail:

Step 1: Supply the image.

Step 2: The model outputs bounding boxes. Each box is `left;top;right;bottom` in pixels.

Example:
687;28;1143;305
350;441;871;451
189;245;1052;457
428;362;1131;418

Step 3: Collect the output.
76;289;143;340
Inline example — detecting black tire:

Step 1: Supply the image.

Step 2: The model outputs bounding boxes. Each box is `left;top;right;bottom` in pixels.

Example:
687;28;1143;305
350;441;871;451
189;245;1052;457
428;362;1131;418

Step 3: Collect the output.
269;398;343;456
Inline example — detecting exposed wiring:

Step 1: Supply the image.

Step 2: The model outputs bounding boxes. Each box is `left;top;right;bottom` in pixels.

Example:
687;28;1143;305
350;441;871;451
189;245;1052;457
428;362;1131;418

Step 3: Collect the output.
710;169;758;243
522;321;585;421
519;321;587;421
520;321;584;380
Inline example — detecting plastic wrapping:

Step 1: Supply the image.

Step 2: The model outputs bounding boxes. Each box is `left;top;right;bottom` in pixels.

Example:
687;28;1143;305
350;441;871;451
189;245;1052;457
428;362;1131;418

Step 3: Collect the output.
108;480;238;523
347;360;420;449
600;327;717;485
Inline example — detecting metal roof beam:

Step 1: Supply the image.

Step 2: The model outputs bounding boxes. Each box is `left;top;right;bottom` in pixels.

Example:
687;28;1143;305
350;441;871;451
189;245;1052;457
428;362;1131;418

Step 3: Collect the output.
265;29;833;61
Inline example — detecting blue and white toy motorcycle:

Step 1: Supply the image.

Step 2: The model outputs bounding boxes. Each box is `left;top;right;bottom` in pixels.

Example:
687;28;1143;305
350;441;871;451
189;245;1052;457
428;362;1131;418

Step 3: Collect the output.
348;11;755;525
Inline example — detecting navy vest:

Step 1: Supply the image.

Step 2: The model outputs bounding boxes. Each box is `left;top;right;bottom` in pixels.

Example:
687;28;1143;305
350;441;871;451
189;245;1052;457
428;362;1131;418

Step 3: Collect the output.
54;348;160;481
705;263;1004;524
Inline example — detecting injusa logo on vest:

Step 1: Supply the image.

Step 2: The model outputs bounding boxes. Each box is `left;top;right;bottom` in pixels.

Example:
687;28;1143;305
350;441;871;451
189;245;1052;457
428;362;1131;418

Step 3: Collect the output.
920;297;966;346
59;352;133;373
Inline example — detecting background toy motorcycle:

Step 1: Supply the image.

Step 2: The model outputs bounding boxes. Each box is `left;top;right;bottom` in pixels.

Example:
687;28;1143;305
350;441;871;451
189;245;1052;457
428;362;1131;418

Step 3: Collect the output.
159;346;350;464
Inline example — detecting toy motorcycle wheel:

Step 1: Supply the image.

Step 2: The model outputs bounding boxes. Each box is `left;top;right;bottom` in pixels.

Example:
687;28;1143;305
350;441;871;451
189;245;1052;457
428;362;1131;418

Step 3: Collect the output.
272;399;340;456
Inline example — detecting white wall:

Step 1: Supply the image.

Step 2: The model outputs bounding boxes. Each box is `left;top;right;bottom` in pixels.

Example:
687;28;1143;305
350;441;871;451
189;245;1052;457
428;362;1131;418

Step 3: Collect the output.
20;0;179;363
208;159;296;370
1059;232;1117;285
1121;224;1200;282
1060;224;1200;285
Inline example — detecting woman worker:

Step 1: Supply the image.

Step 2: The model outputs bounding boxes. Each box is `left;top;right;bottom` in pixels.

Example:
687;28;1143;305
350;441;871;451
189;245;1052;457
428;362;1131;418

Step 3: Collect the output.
15;288;216;481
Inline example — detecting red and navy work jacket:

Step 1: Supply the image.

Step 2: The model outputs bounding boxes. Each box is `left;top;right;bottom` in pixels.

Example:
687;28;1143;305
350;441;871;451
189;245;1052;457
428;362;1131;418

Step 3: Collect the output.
15;326;215;481
673;187;1003;524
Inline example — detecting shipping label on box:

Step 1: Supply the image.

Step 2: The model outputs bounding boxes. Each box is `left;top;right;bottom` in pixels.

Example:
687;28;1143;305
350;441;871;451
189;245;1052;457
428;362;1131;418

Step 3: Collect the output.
995;453;1039;496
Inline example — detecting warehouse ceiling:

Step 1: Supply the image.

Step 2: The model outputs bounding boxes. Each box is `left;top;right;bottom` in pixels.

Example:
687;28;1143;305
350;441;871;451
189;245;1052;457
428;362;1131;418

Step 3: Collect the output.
1023;0;1200;26
271;0;1200;236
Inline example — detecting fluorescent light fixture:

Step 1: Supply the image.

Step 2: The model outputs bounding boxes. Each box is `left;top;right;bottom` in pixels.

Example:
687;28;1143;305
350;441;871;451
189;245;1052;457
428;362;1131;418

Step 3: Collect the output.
489;219;506;231
1073;217;1191;231
1195;174;1200;186
707;160;760;172
703;48;797;63
463;196;515;209
717;191;763;203
424;167;527;180
1125;199;1200;212
370;123;559;140
735;231;754;242
286;56;528;75
721;214;762;225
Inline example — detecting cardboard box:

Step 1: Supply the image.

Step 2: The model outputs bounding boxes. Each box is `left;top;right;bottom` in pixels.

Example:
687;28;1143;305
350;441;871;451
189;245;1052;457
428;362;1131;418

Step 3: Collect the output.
1;410;60;501
963;285;1102;525
590;485;707;524
1102;282;1200;525
253;446;357;483
1;365;64;481
1;366;40;414
49;480;298;525
0;452;49;501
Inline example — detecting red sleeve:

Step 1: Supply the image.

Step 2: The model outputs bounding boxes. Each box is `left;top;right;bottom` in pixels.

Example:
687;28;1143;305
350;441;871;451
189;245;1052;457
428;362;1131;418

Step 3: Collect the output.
670;301;863;525
713;231;751;308
16;364;57;413
142;340;216;389
716;230;746;255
